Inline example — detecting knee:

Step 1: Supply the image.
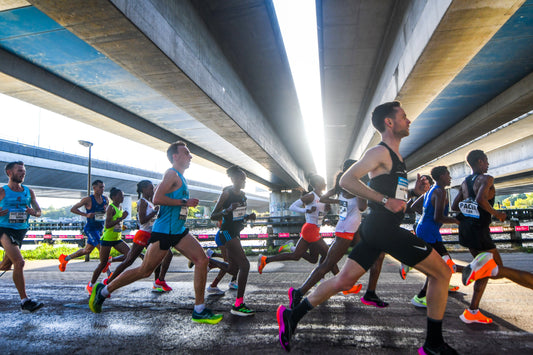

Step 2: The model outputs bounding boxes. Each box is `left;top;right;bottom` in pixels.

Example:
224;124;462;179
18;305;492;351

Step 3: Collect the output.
12;258;25;270
194;254;208;269
240;258;250;272
334;275;354;292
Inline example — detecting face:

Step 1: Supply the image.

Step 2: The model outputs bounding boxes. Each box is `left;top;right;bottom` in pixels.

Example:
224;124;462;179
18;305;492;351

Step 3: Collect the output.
7;164;26;183
390;107;410;137
231;171;246;190
440;170;452;187
113;191;124;204
174;145;192;169
142;183;154;198
478;156;489;173
313;177;326;193
92;182;105;195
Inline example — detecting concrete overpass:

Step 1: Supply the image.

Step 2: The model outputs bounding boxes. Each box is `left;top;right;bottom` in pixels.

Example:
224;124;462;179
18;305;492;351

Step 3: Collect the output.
0;0;532;192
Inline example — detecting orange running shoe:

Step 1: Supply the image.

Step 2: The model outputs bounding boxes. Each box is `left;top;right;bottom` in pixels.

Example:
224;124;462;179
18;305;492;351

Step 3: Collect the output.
448;285;459;292
86;282;93;295
257;254;267;274
462;252;498;286
101;257;112;274
342;283;363;295
58;254;68;272
460;309;493;324
444;257;457;273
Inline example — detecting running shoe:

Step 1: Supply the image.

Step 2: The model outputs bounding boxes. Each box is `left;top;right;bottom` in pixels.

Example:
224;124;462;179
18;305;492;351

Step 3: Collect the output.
411;295;427;308
257;254;267;274
277;305;293;352
0;270;7;278
155;279;173;292
418;342;458;355
361;294;389;308
448;285;459;292
21;299;44;313
278;242;295;253
101;257;112;274
192;308;223;324
399;263;411;280
288;287;302;309
444;256;457;273
106;269;113;277
86;282;93;295
88;283;107;313
231;303;256;316
462;252;498;286
206;248;215;258
459;308;493;324
58;253;68;272
207;286;225;295
152;284;165;293
228;281;238;290
342;283;363;295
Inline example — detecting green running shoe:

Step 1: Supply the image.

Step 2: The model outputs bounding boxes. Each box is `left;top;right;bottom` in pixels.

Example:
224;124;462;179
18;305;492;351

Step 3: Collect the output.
192;308;223;324
411;295;427;308
89;283;107;313
230;303;256;317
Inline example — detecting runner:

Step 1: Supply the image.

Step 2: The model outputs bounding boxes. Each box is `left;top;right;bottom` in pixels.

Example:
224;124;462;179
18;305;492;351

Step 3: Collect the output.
104;180;174;293
88;141;222;324
404;166;464;308
87;187;131;294
59;180;109;271
205;225;238;294
452;149;533;324
210;166;256;316
0;161;43;312
276;101;456;354
287;159;388;309
257;175;338;276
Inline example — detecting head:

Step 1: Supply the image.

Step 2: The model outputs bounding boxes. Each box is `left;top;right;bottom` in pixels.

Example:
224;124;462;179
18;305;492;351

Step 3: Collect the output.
5;161;26;184
91;179;105;196
335;159;357;193
136;180;154;199
430;166;451;187
109;187;124;204
466;149;488;173
226;166;246;190
308;174;326;194
166;141;192;169
421;174;434;186
371;101;410;137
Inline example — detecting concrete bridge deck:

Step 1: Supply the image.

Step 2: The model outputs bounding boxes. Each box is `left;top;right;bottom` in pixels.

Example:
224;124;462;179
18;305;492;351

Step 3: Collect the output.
1;252;532;354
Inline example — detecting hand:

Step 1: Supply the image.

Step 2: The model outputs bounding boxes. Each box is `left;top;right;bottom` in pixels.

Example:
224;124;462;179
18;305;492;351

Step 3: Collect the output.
306;206;317;214
122;211;129;219
495;211;506;222
413;173;430;196
25;206;39;217
384;198;407;213
0;207;8;216
187;198;200;207
247;212;257;221
86;212;95;218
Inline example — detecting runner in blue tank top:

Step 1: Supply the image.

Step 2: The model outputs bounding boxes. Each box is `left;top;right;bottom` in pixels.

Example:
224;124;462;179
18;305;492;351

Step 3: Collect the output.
0;161;43;312
88;141;223;324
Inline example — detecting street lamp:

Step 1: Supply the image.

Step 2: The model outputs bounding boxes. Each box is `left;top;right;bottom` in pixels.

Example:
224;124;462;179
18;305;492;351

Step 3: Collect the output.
78;140;93;197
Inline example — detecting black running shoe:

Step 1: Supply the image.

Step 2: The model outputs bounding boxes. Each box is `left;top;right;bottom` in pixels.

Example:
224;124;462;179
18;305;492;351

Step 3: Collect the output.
361;294;389;308
21;299;43;313
418;342;459;355
277;305;293;352
288;287;302;309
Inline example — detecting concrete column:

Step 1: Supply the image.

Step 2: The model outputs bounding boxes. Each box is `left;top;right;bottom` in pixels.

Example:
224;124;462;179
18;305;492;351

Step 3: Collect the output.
123;195;132;220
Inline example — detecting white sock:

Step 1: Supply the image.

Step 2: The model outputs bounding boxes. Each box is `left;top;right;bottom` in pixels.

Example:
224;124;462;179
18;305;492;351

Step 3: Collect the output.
290;246;296;252
194;304;205;313
468;308;479;314
101;286;110;298
21;297;29;305
491;265;499;277
88;282;93;287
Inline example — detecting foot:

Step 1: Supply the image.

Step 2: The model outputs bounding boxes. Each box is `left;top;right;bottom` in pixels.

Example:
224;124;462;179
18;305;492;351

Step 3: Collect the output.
21;299;44;313
342;283;363;295
448;285;459;292
152;284;165;293
278;242;295;253
154;279;172;292
231;303;256;316
288;287;302;309
399;263;411;280
277;305;293;352
228;281;238;290
58;254;68;272
206;248;215;258
88;283;107;313
411;295;427;308
418;342;458;354
207;286;225;295
257;254;267;274
459;308;493;324
443;256;457;273
462;252;498;286
86;282;93;295
361;294;389;308
192;308;223;324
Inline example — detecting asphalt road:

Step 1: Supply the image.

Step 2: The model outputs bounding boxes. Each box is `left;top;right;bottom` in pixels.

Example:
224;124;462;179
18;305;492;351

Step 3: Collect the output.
1;251;532;354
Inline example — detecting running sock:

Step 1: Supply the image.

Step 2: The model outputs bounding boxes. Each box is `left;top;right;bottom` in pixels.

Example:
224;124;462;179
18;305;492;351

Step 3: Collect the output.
424;317;444;350
235;297;243;307
194;304;205;313
363;290;377;299
21;297;29;305
88;282;93;287
290;298;313;323
65;255;71;261
468;308;479;314
101;286;110;298
491;265;499;277
417;289;427;298
231;276;237;282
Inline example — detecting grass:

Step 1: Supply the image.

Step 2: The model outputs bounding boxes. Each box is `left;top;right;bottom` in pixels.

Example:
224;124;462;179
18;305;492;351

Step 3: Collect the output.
0;243;124;261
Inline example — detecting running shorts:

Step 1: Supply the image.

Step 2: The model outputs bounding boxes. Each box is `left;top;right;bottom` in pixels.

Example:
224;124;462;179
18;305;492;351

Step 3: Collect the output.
0;227;27;248
133;230;151;247
100;239;124;247
300;223;320;243
458;219;495;251
215;230;238;247
335;232;355;241
149;229;189;250
428;241;448;256
84;226;102;247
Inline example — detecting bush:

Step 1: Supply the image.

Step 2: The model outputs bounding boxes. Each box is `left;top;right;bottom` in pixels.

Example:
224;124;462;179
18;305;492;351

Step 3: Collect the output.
0;243;124;261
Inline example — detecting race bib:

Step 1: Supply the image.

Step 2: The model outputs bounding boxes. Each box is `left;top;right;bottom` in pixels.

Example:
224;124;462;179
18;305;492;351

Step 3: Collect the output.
179;206;188;220
9;211;27;223
94;212;105;222
459;199;480;219
113;222;122;232
339;200;348;220
233;206;246;221
395;177;409;201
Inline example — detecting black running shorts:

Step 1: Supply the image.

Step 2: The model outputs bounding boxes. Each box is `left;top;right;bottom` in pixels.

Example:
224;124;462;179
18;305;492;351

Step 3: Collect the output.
0;227;27;248
149;228;189;250
458;219;495;251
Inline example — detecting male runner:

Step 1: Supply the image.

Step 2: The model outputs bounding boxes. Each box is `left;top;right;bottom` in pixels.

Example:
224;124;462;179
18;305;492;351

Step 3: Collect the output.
0;161;43;312
452;149;533;324
277;101;456;354
89;141;222;324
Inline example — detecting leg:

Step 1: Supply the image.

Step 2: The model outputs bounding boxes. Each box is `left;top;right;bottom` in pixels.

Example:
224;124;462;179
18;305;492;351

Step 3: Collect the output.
490;248;533;289
266;238;310;263
175;234;209;306
68;243;96;260
313;239;339;274
107;243;144;283
155;250;173;281
91;246;111;284
225;238;249;299
1;234;27;299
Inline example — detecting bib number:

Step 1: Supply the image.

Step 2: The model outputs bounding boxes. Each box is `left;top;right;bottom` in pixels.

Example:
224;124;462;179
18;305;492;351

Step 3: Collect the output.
459;199;480;219
94;212;105;222
339;200;348;220
9;211;27;224
179;206;188;220
395;177;409;201
233;206;246;221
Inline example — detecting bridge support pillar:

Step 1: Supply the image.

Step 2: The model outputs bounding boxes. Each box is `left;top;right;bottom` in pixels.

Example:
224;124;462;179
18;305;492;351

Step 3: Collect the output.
509;217;523;247
123;195;132;220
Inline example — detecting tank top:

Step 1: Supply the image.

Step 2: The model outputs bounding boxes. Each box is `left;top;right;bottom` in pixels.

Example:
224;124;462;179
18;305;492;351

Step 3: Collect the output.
101;203;123;241
463;174;494;226
0;185;31;230
335;194;361;234
419;185;449;230
305;191;326;226
152;168;189;235
85;194;108;231
138;197;157;232
367;142;408;222
220;187;247;233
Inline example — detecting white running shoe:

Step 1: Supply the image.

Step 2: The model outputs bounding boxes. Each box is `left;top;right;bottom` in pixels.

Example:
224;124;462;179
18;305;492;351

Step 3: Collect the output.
207;286;225;295
228;281;238;290
206;248;214;258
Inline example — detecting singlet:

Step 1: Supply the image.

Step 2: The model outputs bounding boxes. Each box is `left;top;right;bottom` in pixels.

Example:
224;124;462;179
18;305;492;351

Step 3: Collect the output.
464;174;494;226
335;194;361;234
138;197;157;232
101;203;123;241
220;187;247;234
85;194;108;231
367;142;408;222
418;185;448;230
0;185;31;230
305;191;326;226
152;168;189;235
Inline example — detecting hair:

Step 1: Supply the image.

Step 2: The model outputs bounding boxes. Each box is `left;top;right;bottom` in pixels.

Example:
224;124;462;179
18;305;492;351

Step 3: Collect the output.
430;167;447;183
466;149;486;168
371;101;401;132
5;161;24;174
136;180;152;199
334;159;357;194
166;141;187;163
307;174;324;192
422;174;434;186
92;179;104;186
109;187;122;199
226;165;245;179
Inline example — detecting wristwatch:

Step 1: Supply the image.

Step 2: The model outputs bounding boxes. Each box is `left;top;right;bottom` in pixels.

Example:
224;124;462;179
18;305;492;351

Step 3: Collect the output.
181;199;188;206
381;195;389;206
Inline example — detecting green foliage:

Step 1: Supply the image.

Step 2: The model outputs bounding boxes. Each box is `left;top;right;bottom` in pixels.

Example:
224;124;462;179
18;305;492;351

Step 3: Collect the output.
41;205;74;219
0;243;124;261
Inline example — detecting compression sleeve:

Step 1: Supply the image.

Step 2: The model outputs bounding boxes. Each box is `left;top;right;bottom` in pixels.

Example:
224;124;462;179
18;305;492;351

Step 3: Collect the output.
289;199;307;214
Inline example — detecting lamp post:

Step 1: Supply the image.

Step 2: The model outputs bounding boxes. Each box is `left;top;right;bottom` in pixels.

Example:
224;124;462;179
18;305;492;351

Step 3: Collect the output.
78;140;93;262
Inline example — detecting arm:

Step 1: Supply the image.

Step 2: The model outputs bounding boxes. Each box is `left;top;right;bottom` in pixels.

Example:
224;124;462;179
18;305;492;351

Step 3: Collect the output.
319;188;339;204
210;190;230;221
289;199;308;214
137;199;158;225
70;197;93;218
475;176;506;222
25;189;41;217
104;205;125;229
433;189;459;224
0;187;7;216
357;197;367;212
407;194;424;214
153;169;197;207
451;185;465;211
